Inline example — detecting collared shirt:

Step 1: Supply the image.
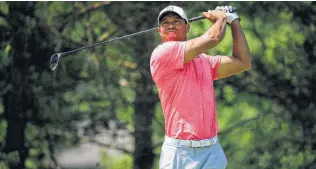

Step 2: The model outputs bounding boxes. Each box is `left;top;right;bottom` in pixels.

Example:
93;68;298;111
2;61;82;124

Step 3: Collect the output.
150;41;221;140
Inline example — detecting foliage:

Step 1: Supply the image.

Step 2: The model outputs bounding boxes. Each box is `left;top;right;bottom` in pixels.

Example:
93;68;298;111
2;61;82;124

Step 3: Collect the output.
100;150;132;169
0;1;315;169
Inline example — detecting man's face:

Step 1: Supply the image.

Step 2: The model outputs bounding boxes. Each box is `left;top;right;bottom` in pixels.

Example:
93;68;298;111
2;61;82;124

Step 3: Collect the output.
158;13;190;42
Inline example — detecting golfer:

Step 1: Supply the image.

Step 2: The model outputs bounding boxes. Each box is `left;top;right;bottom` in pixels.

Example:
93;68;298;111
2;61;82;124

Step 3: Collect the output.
150;5;251;169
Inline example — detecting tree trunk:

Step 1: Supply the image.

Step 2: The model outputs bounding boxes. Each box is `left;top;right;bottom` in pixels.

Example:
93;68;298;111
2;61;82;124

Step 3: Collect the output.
2;2;38;169
133;33;157;169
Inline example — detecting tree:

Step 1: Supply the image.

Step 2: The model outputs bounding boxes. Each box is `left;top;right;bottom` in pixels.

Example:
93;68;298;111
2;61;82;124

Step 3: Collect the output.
0;2;55;169
0;2;315;169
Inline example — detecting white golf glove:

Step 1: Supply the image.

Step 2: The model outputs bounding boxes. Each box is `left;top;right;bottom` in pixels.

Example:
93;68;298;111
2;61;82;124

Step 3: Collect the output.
216;6;240;24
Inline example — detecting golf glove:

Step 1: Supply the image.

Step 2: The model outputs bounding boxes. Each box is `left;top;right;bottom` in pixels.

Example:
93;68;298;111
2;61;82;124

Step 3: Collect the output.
215;6;240;24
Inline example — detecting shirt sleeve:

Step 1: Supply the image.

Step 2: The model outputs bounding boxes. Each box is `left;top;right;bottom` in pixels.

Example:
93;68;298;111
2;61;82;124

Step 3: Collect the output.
150;41;185;83
209;55;222;80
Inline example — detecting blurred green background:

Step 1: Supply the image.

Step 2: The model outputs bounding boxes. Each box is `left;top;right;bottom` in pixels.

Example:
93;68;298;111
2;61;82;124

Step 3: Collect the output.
0;1;315;169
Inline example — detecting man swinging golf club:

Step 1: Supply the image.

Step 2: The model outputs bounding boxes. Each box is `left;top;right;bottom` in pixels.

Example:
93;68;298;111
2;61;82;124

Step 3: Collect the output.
150;5;251;169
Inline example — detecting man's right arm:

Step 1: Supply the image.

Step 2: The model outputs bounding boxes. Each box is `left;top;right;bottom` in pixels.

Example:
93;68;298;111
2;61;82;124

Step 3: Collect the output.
184;10;227;63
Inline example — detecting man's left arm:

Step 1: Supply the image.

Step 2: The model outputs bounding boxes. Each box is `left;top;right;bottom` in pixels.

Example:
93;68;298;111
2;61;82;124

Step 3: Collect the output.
215;6;251;79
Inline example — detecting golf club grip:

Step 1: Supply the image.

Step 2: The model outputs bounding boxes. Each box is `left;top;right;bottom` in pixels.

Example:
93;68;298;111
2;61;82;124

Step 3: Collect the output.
188;16;205;22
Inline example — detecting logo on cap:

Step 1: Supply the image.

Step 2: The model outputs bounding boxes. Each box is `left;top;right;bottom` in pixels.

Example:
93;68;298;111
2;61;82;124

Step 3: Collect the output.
165;6;174;11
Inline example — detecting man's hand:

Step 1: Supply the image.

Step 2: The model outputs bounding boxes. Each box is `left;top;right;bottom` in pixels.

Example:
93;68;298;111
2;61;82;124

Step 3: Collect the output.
216;6;240;24
202;10;227;23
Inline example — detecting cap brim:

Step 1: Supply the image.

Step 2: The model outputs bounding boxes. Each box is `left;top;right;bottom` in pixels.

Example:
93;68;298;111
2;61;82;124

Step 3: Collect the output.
158;11;185;25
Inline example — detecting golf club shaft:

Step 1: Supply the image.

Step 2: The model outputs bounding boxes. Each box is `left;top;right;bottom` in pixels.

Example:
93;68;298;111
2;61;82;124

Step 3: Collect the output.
59;16;205;56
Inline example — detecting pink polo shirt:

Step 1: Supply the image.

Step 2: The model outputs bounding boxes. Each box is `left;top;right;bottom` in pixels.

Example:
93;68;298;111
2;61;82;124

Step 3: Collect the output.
150;41;221;140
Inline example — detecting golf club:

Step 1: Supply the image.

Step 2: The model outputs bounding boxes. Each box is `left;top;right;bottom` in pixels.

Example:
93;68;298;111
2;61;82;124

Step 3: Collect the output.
50;15;205;70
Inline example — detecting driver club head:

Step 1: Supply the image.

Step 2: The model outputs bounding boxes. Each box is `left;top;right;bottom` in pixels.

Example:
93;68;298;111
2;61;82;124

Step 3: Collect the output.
50;53;61;70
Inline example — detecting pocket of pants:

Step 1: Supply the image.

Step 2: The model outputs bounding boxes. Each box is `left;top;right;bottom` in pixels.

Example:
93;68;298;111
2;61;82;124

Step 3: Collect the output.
201;142;227;169
216;143;228;169
159;143;178;169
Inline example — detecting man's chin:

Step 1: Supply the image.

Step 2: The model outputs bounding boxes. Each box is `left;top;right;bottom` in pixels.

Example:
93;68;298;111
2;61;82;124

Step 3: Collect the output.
165;32;178;42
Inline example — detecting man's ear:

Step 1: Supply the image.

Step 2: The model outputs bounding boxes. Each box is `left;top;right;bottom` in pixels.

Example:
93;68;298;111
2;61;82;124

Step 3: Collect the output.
186;24;190;33
158;27;163;36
